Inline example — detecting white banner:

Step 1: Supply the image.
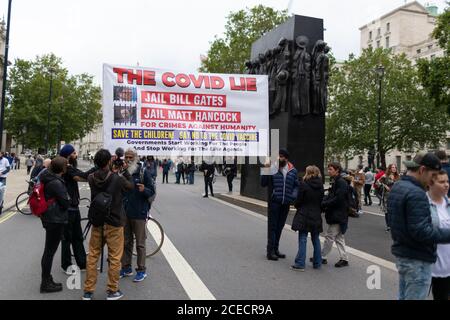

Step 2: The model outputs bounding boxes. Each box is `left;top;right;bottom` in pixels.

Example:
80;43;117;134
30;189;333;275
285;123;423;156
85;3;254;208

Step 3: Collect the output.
103;64;269;157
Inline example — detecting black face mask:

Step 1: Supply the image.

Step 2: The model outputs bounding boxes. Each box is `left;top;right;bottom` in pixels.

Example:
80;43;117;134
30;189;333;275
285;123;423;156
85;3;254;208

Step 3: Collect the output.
279;160;287;167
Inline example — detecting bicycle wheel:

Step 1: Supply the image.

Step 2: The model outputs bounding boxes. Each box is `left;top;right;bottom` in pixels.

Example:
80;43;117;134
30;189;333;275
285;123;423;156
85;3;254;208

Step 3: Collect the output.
133;218;164;257
16;192;32;215
80;217;91;255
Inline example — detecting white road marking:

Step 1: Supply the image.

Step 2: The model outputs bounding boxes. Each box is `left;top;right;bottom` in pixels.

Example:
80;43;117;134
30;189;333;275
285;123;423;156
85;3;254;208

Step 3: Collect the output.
147;222;216;300
210;196;397;272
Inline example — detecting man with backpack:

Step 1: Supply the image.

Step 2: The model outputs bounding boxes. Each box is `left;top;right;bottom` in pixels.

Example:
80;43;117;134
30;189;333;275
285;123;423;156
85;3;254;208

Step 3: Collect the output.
82;149;133;300
120;149;155;282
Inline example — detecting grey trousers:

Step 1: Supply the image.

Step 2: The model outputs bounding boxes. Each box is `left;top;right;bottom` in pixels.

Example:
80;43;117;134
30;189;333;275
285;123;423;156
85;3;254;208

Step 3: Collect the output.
321;224;349;261
121;217;146;271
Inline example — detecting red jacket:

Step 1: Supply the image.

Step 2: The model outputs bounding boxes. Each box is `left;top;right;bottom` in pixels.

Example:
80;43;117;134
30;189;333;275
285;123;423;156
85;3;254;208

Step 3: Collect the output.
374;170;385;189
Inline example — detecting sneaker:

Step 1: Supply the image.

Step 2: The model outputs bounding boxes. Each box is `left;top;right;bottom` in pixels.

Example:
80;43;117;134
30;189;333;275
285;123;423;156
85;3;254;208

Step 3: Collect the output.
291;265;305;272
335;260;349;268
82;292;93;300
106;290;124;300
133;271;147;282
119;267;133;278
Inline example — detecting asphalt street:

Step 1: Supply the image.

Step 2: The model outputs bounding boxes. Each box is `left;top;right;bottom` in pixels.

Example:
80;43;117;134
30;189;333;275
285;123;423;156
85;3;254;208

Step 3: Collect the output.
0;169;398;300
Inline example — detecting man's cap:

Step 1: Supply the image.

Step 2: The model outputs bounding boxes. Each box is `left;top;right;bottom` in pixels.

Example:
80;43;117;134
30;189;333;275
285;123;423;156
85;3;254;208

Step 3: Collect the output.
279;149;289;159
403;152;442;171
59;144;75;158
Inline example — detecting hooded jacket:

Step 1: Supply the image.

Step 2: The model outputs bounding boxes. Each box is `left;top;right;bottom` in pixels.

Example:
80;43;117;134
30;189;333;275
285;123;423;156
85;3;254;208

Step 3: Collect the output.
292;177;324;233
88;168;133;227
321;174;349;225
40;170;70;225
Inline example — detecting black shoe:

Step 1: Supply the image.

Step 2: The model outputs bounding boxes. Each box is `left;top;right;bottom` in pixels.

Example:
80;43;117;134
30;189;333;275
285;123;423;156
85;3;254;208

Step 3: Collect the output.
40;277;63;293
334;260;349;268
267;252;279;261
203;195;208;198
49;275;62;288
275;250;286;259
310;257;327;264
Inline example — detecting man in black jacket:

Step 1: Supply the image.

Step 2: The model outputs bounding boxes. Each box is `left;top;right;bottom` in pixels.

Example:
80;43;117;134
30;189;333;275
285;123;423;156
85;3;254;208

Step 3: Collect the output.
59;144;96;274
82;149;133;301
388;152;450;300
321;162;350;268
199;161;215;198
39;157;70;293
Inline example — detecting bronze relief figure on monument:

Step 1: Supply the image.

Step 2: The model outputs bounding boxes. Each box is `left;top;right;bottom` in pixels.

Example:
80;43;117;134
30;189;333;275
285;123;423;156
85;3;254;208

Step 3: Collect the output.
291;35;311;116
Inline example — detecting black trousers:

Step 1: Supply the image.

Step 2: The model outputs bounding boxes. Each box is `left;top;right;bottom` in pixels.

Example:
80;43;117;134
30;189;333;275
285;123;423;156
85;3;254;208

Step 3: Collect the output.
267;201;290;253
41;223;64;279
226;175;234;192
432;277;450;300
162;172;168;183
27;166;32;175
204;176;214;196
61;209;86;270
364;184;372;204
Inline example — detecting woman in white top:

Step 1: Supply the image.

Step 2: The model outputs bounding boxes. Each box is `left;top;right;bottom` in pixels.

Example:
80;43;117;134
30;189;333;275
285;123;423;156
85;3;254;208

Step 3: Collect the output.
428;170;450;300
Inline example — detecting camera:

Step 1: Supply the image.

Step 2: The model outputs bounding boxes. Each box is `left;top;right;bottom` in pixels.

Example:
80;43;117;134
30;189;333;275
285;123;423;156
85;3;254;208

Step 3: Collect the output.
113;147;125;168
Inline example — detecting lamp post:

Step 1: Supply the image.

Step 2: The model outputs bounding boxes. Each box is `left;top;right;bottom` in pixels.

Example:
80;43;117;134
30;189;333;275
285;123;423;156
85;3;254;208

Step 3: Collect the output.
45;67;55;155
0;0;13;151
375;65;385;168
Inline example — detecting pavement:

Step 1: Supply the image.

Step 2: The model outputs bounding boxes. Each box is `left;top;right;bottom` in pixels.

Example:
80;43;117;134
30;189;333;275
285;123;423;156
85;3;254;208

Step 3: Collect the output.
0;166;30;215
0;164;400;300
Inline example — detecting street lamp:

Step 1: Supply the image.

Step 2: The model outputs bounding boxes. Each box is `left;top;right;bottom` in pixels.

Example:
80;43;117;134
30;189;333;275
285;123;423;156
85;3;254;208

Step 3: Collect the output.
45;66;55;155
0;0;13;151
375;65;385;168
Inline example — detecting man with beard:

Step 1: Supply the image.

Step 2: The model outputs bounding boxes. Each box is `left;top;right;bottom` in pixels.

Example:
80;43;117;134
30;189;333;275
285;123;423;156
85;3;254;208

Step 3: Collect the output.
59;144;96;274
120;149;155;282
261;149;299;260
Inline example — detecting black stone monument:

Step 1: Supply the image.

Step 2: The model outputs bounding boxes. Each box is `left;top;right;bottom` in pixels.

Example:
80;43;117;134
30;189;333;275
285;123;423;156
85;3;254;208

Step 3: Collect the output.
240;15;326;201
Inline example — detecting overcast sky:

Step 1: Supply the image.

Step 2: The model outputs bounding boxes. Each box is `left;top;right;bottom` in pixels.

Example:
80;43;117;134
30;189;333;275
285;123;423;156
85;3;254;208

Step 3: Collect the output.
0;0;447;85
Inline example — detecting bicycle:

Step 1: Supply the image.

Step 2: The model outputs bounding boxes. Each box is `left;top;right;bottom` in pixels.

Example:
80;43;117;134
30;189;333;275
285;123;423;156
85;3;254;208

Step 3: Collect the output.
16;180;35;215
79;210;164;257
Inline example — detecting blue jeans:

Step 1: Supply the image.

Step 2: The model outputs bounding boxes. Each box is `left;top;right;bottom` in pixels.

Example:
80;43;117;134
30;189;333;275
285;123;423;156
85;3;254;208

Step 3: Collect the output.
188;172;194;184
294;232;321;268
396;257;432;300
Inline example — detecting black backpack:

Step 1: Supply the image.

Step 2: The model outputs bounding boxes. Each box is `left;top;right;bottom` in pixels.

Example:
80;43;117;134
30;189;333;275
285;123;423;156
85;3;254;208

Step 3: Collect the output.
88;173;113;227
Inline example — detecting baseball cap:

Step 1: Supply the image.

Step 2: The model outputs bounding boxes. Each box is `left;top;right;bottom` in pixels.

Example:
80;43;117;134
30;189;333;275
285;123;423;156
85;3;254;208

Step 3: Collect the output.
403;152;442;171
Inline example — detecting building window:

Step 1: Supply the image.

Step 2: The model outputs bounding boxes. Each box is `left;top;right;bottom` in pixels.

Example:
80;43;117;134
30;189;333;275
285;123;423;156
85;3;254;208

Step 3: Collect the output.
406;155;412;161
376;40;381;48
396;156;402;172
377;28;381;36
386;37;390;48
428;44;433;50
417;49;421;54
386;22;390;32
447;138;450;150
369;31;372;40
431;54;436;59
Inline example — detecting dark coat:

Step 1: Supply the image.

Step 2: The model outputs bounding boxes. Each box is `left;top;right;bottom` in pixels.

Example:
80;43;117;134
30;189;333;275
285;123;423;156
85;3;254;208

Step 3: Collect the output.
388;175;450;263
321;175;349;225
261;162;299;205
88;168;134;227
292;177;324;233
199;162;215;178
40;170;70;225
123;165;155;220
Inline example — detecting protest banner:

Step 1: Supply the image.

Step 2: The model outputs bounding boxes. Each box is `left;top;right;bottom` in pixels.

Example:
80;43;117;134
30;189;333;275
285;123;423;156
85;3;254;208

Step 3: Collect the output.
103;64;269;156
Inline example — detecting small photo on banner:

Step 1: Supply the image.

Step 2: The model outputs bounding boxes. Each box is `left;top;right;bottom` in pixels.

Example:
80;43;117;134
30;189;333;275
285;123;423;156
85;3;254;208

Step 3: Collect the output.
113;85;137;102
114;104;137;125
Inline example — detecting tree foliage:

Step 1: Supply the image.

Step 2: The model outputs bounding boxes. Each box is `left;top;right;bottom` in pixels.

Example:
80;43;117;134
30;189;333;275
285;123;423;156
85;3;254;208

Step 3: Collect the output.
417;3;450;114
199;5;289;74
326;48;449;167
5;53;102;150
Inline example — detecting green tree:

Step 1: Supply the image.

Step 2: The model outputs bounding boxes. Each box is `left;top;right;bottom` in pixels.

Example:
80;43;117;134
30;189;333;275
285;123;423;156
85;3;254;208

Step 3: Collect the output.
326;48;449;168
417;3;450;114
199;5;289;74
5;53;102;151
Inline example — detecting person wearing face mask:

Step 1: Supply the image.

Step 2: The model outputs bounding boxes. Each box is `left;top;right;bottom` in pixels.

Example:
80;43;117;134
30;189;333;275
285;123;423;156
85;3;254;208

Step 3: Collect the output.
261;149;299;261
0;151;11;216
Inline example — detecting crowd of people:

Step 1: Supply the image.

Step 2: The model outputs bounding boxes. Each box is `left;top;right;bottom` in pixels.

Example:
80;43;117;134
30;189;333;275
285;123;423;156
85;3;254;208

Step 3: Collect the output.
261;148;450;300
